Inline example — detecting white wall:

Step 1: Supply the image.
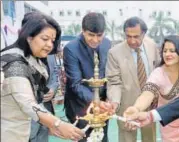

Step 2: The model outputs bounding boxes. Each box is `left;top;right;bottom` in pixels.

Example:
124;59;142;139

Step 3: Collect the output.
25;1;51;15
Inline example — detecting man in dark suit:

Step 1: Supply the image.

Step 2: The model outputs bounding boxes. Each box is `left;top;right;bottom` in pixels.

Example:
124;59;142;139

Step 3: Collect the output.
125;97;179;127
63;12;111;142
156;97;179;126
43;54;61;113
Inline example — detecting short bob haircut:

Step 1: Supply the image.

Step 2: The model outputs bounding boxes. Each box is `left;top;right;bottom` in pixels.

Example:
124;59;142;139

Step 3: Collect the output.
82;12;106;33
123;16;148;34
159;35;179;66
1;12;61;57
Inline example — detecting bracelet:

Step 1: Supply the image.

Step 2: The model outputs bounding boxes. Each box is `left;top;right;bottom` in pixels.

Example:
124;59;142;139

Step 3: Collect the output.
54;119;63;128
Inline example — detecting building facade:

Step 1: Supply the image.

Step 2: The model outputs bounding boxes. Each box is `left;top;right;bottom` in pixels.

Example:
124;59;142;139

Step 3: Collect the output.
49;1;179;40
1;0;51;45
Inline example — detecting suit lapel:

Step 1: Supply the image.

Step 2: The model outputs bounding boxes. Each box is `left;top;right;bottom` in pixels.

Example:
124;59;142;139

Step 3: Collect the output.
79;35;94;67
98;45;105;78
123;42;140;88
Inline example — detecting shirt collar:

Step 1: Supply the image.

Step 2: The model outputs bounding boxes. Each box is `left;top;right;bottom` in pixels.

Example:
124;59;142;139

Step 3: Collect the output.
130;43;144;53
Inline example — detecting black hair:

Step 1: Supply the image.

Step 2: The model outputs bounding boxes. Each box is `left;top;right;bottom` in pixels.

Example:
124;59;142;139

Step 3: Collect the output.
21;11;44;27
159;35;179;66
123;16;148;34
82;12;106;33
1;12;61;57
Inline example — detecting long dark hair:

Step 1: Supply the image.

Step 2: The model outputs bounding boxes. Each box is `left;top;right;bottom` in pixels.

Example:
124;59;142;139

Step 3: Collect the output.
159;35;179;66
1;12;61;57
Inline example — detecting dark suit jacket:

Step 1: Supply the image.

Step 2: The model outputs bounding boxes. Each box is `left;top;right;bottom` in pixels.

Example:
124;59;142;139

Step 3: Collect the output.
157;97;179;126
46;54;60;93
63;34;111;122
43;55;60;115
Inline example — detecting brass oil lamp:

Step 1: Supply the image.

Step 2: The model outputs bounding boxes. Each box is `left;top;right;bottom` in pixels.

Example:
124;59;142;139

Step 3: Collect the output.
78;51;110;141
74;51;140;142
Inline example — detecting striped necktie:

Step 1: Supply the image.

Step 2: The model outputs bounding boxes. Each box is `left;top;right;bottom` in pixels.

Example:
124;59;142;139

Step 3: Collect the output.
136;48;147;89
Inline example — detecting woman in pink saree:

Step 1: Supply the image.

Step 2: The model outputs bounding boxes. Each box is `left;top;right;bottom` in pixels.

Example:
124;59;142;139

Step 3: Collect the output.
124;35;179;142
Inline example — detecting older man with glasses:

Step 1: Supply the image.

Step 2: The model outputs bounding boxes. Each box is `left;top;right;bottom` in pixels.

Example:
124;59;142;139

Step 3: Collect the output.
106;16;160;142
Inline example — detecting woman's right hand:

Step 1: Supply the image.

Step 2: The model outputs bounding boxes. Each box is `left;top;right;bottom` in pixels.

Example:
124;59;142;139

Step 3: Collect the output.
49;121;85;141
123;106;140;130
123;106;139;119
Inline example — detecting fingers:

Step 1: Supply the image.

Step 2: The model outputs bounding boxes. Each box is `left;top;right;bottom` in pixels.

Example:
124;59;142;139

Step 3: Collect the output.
71;128;85;141
44;94;53;98
123;106;141;131
123;106;139;119
48;89;54;94
99;101;116;115
137;112;148;121
62;126;85;141
137;112;152;127
126;113;138;121
43;94;54;102
62;122;85;141
99;101;108;110
124;120;140;131
74;127;86;136
50;128;64;138
124;111;151;130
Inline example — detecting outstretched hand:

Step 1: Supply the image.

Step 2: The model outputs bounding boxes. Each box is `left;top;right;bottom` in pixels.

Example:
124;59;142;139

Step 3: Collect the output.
123;106;140;130
99;101;118;115
133;112;153;127
49;121;85;141
123;106;153;130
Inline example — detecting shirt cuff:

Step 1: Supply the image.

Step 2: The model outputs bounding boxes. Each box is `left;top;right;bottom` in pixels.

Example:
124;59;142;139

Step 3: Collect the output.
151;109;162;122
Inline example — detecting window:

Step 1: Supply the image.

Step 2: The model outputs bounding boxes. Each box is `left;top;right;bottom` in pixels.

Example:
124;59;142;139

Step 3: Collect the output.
102;11;107;16
152;11;157;17
24;4;37;14
24;4;31;14
167;11;171;16
2;1;16;18
119;9;123;16
50;11;53;16
59;10;64;16
31;8;37;12
76;10;80;16
67;10;72;16
139;9;142;16
2;1;9;15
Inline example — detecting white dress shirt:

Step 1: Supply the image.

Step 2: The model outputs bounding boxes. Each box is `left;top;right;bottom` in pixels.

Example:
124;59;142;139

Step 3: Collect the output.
151;109;162;122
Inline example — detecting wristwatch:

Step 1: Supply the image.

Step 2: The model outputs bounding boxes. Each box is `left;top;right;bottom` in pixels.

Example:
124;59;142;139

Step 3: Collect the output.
54;119;63;128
